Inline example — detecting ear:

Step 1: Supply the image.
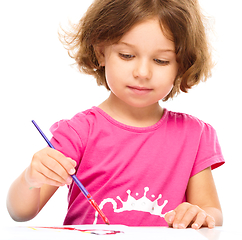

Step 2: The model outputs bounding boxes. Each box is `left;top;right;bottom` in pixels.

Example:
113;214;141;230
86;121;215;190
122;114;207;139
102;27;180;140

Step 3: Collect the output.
94;45;105;67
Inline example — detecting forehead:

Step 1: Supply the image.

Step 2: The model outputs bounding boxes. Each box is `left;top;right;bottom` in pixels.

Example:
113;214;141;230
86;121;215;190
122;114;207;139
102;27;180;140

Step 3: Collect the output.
118;18;175;51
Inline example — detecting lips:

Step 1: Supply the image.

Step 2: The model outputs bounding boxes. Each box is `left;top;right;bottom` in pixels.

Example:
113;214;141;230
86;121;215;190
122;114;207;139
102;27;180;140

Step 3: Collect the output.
127;86;152;95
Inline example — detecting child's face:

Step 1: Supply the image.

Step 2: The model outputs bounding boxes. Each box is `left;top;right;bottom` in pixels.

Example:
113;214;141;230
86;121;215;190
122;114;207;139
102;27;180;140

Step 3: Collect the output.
98;17;178;108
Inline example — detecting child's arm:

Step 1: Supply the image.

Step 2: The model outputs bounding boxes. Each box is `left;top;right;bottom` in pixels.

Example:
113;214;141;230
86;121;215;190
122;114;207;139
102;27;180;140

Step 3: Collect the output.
7;147;76;222
164;167;223;229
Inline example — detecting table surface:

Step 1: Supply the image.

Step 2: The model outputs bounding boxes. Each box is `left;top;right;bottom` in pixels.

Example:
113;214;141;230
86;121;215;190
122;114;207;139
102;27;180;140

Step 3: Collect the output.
198;227;242;240
1;225;242;240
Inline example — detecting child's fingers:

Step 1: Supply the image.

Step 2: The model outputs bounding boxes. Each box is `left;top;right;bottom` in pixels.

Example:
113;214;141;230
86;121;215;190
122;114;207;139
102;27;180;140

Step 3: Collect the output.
164;210;176;226
68;158;77;168
176;205;202;228
206;215;216;229
191;211;207;229
26;166;66;188
34;169;67;187
32;151;69;184
192;213;215;229
43;155;76;185
41;156;70;182
46;149;76;175
30;148;76;186
172;203;191;228
166;203;216;229
172;203;207;229
38;159;72;185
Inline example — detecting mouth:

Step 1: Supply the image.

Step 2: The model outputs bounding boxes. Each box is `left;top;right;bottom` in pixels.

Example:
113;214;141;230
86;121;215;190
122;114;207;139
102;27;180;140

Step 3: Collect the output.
127;86;153;95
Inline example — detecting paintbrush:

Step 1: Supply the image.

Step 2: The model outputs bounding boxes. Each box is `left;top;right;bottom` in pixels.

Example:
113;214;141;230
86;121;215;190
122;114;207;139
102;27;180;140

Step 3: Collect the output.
31;120;110;225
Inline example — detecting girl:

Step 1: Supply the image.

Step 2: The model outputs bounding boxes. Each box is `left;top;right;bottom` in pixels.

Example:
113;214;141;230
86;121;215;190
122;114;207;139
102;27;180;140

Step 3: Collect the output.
7;0;224;229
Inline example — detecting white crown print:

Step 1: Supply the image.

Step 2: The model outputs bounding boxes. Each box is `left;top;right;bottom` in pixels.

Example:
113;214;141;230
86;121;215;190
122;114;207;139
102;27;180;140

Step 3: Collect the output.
93;187;168;224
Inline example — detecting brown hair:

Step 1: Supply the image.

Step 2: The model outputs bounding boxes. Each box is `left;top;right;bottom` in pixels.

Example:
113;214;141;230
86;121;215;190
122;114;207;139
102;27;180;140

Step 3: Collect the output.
60;0;213;101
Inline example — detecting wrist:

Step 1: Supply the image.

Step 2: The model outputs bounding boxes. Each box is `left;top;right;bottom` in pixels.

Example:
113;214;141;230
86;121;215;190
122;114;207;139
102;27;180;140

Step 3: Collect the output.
24;167;42;189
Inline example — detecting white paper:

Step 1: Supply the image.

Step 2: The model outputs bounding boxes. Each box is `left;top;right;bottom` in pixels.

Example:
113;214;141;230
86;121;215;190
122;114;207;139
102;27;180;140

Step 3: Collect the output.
0;225;207;240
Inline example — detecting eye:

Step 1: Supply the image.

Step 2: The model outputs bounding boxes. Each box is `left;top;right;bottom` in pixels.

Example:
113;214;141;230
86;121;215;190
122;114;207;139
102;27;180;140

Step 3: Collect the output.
119;53;135;60
154;59;170;65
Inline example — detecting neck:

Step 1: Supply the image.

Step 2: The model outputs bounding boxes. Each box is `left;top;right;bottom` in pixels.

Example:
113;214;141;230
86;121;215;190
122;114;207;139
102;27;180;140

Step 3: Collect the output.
98;93;164;127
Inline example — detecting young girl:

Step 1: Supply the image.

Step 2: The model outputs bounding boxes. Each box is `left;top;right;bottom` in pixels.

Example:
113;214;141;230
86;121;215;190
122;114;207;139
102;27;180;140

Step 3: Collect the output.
7;0;224;229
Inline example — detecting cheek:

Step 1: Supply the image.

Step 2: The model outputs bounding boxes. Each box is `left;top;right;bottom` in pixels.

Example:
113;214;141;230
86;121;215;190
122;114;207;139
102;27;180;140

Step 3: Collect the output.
156;66;178;87
104;57;130;87
104;62;121;91
166;64;179;87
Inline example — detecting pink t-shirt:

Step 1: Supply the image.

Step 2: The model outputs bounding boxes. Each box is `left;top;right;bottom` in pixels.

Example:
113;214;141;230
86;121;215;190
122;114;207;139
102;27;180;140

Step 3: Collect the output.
50;107;224;226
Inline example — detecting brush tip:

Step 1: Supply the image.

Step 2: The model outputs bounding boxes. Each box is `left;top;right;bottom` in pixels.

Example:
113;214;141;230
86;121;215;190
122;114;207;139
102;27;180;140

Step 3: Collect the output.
105;218;110;225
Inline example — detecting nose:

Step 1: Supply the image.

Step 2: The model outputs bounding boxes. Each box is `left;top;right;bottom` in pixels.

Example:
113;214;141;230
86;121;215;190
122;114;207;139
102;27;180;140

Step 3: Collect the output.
133;58;152;80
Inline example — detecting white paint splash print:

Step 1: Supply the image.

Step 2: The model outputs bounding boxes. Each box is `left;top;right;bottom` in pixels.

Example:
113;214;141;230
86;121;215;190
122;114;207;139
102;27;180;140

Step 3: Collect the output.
93;187;168;224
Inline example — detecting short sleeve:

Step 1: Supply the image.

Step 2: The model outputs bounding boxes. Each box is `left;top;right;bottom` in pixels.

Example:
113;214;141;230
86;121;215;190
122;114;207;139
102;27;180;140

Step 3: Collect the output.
190;123;225;177
50;120;84;165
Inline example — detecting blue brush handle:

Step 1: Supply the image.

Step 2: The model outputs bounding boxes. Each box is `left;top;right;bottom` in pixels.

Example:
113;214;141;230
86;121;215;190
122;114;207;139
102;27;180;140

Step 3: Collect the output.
31;120;91;200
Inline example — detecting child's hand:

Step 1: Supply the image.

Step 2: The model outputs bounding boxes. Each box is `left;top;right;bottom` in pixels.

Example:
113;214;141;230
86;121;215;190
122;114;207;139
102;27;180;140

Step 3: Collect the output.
25;147;76;188
164;202;215;229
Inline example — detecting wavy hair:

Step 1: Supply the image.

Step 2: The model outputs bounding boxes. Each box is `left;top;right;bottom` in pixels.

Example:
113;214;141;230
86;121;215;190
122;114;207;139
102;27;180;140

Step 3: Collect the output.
60;0;213;101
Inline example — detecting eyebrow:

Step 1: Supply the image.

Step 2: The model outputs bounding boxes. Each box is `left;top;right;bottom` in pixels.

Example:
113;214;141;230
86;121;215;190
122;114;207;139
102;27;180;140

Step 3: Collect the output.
117;41;175;53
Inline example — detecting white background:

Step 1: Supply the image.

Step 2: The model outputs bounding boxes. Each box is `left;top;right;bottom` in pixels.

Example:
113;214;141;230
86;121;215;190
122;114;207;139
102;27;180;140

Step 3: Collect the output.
0;0;241;229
